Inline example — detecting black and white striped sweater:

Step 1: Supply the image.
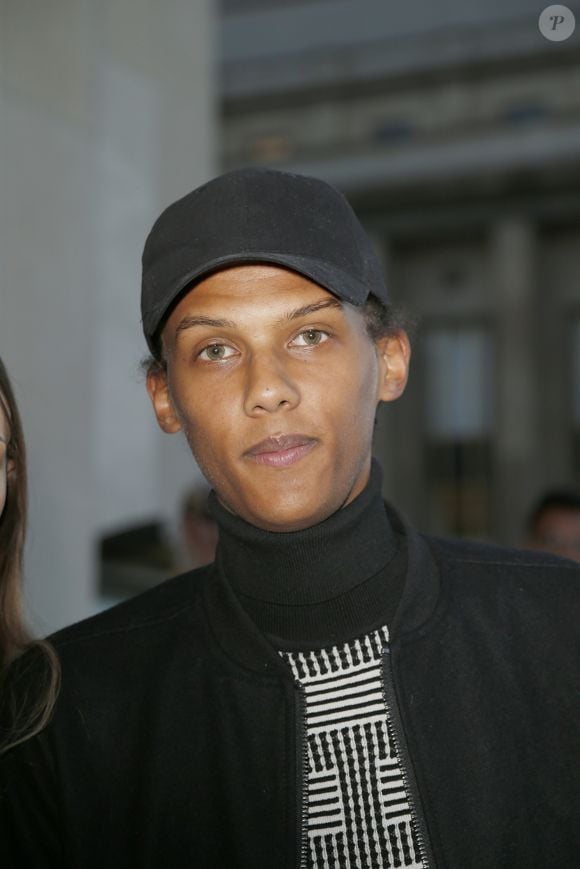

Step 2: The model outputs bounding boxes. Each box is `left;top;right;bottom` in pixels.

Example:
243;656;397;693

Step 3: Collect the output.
281;627;423;869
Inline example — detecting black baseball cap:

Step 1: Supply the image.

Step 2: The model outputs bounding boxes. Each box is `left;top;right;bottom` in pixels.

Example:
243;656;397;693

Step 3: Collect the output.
141;166;388;354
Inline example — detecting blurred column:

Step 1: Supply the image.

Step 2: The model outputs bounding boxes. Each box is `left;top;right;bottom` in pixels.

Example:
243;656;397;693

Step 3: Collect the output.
490;217;539;545
366;228;395;496
0;0;215;632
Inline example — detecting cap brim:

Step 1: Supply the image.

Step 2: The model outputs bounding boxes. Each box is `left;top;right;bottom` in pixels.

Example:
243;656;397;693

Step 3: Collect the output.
142;250;374;353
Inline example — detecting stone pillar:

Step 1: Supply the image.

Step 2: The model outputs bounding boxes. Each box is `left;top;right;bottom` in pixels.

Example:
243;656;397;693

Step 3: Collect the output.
0;0;215;632
490;217;539;545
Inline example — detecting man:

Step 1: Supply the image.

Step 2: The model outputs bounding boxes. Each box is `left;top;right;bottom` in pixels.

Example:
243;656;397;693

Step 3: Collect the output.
1;168;579;868
526;489;580;562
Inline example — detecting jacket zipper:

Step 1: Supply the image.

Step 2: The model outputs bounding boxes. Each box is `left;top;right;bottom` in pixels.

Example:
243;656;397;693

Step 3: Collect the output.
296;686;309;869
382;644;436;869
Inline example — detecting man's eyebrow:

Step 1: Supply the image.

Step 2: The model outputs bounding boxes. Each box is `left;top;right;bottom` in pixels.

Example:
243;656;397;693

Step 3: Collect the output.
175;315;237;336
282;298;343;322
174;298;343;338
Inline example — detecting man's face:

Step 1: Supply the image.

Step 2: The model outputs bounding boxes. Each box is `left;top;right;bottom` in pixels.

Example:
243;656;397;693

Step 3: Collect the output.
532;508;580;562
147;265;409;532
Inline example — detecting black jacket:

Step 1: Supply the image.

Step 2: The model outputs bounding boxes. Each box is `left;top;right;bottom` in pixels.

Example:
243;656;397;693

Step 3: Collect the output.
1;506;579;868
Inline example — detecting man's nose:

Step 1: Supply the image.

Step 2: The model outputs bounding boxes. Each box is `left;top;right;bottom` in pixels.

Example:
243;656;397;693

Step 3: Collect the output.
243;352;301;416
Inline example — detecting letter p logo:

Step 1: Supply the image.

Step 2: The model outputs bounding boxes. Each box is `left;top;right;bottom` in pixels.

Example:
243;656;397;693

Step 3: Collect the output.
539;5;576;40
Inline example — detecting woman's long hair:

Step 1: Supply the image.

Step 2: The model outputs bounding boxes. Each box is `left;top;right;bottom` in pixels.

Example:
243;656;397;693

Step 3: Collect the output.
0;358;60;753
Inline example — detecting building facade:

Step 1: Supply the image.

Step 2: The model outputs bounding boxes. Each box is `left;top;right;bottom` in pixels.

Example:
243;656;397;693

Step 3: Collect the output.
219;0;580;544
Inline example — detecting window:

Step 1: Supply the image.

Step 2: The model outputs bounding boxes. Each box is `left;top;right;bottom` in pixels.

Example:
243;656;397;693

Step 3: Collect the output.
423;325;494;537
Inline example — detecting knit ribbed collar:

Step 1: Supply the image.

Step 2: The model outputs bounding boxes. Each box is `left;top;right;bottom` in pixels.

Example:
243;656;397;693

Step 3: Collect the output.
208;459;398;609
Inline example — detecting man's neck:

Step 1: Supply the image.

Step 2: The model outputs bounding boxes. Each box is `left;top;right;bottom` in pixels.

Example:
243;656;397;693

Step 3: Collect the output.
208;460;406;648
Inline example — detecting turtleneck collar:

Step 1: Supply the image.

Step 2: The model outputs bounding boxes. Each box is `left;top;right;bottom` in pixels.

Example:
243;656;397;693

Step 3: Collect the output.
208;459;396;605
207;460;405;647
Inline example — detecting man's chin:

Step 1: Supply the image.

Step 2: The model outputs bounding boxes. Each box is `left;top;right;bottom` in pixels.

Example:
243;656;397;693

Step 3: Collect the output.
240;491;342;533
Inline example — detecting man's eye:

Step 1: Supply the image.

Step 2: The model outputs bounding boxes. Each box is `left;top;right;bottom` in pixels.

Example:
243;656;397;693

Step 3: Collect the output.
292;329;329;347
198;343;236;361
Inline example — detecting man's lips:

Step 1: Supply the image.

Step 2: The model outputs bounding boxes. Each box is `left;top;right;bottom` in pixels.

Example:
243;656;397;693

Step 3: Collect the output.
243;434;318;468
245;434;315;455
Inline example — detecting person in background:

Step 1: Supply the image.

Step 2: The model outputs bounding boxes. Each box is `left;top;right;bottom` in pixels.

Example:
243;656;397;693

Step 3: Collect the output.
0;358;59;753
179;484;218;569
526;489;580;562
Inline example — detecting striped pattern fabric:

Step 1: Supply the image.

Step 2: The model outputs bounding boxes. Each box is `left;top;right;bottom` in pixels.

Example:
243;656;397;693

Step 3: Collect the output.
280;627;424;869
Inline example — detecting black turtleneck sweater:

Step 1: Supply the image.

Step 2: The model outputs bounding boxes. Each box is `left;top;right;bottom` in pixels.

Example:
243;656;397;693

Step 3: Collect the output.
209;460;423;869
208;459;407;650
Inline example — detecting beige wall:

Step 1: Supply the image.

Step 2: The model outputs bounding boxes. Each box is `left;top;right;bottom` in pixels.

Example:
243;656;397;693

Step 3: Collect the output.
0;0;216;631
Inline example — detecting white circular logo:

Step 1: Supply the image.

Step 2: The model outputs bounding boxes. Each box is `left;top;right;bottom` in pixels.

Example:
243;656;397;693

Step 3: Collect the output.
539;5;576;41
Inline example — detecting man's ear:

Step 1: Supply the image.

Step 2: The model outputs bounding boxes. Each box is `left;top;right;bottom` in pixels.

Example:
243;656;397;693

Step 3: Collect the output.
146;367;182;434
376;330;411;404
